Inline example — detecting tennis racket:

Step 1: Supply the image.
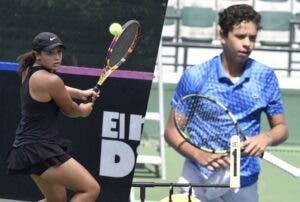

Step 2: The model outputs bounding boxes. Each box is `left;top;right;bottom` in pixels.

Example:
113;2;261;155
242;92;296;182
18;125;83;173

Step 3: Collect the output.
89;20;141;99
174;93;241;199
174;94;300;192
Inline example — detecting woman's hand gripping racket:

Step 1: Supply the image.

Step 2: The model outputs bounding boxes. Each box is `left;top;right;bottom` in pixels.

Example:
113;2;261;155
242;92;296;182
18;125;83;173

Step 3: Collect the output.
87;20;141;102
174;94;300;198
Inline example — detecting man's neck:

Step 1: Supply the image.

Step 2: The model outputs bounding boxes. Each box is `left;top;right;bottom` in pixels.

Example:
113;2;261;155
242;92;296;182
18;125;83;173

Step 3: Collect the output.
221;54;245;79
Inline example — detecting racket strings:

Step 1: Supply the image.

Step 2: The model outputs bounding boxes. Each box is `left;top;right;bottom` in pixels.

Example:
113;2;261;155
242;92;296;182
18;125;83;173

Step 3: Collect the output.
175;96;238;152
109;23;139;66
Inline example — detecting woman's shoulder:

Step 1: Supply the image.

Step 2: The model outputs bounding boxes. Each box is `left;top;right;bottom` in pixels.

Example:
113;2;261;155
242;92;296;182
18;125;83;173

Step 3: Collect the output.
30;68;64;89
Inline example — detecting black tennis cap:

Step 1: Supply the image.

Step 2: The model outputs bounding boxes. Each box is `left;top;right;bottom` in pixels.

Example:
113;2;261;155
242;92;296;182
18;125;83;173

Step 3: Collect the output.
32;32;65;52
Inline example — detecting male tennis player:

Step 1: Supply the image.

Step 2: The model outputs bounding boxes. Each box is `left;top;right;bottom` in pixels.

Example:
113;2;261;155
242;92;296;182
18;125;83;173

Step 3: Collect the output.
165;4;288;202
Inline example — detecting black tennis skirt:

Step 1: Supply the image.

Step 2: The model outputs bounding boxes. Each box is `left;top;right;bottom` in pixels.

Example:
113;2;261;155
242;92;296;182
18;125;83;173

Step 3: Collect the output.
6;138;72;176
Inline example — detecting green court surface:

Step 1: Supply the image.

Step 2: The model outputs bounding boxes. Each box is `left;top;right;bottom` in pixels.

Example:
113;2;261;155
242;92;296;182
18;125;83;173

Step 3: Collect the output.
133;83;300;201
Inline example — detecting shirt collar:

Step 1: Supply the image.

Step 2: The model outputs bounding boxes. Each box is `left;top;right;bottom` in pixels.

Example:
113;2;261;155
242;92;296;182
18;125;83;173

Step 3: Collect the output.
216;54;253;81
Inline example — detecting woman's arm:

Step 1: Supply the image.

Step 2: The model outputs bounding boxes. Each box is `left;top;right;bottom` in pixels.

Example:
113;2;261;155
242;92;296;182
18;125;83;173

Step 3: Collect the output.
31;71;94;118
65;86;99;101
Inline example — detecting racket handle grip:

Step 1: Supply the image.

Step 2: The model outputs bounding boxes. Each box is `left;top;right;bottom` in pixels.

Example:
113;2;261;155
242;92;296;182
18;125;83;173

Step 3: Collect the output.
92;85;100;93
85;85;100;103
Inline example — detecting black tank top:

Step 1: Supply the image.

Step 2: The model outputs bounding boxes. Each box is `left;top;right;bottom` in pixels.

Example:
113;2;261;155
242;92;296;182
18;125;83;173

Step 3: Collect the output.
13;66;59;147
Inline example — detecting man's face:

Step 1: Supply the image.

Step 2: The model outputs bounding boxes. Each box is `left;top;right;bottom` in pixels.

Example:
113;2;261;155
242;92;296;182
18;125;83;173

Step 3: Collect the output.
221;21;258;64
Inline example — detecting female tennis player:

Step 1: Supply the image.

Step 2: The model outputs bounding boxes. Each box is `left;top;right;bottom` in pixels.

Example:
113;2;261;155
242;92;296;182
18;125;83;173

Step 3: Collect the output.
6;32;100;202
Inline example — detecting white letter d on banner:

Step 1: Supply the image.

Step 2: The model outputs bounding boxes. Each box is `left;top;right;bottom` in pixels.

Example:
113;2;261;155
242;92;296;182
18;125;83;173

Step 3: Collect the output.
99;139;135;177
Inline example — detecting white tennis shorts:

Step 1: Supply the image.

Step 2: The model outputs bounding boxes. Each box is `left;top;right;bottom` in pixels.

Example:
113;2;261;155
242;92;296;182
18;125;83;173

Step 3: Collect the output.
178;159;258;202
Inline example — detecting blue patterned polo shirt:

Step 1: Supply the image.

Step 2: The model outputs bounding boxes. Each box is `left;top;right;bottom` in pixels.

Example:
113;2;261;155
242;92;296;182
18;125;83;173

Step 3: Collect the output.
171;54;284;187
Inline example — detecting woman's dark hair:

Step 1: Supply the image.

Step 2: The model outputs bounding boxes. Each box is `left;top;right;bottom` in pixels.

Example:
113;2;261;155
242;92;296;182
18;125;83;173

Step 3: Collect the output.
16;51;36;75
218;4;261;37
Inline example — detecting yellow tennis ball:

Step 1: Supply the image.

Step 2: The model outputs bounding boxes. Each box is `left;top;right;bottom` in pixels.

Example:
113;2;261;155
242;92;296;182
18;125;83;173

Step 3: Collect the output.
109;23;122;36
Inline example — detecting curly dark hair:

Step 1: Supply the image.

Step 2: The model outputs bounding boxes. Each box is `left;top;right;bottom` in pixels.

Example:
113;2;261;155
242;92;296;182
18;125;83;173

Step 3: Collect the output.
218;4;261;37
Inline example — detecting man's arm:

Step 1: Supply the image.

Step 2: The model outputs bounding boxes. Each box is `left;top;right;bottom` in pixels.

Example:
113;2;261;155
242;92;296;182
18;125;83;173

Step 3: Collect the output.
242;114;288;156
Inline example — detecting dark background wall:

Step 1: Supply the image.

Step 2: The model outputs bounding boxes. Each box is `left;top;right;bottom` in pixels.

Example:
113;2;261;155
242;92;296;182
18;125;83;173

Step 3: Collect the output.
0;0;165;71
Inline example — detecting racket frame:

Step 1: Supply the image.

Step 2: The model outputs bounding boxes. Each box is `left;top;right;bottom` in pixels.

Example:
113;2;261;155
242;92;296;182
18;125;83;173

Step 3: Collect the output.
94;20;141;91
174;93;300;179
173;93;246;155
